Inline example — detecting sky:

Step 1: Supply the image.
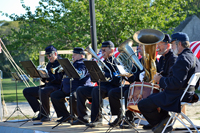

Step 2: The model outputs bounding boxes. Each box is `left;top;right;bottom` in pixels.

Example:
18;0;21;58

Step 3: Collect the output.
0;0;40;21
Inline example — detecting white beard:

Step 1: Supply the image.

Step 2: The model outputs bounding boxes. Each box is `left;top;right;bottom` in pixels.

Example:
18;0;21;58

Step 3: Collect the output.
172;46;178;55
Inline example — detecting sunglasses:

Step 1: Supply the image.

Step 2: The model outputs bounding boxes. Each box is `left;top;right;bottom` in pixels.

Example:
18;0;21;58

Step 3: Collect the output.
101;49;106;52
46;53;53;57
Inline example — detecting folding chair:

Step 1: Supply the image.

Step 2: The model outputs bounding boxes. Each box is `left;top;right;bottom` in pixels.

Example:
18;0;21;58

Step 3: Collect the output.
161;72;200;133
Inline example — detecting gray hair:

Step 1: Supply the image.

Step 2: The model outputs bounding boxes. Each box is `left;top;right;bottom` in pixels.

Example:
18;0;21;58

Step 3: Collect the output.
175;40;190;48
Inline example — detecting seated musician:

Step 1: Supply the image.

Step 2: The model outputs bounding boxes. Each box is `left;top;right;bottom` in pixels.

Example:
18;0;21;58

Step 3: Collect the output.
107;43;144;127
23;45;64;122
50;47;93;123
71;41;121;126
142;34;178;130
138;32;200;133
108;34;177;128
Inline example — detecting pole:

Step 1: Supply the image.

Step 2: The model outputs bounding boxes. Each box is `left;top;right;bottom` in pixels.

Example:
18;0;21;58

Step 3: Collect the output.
0;70;3;121
89;0;97;53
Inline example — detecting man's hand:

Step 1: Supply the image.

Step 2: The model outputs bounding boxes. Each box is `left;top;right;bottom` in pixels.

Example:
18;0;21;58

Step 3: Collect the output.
153;73;162;83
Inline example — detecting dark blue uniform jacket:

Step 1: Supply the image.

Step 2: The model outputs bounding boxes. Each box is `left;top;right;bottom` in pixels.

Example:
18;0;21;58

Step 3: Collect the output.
157;49;177;77
61;58;93;94
149;48;200;113
42;56;63;89
100;56;121;89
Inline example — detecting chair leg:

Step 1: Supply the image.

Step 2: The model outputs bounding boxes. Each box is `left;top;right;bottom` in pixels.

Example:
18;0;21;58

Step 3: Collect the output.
174;115;193;133
133;112;146;128
180;112;200;133
161;115;174;133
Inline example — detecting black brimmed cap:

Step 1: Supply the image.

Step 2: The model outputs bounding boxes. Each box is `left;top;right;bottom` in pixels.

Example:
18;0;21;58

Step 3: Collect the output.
45;45;57;55
101;41;115;48
73;47;85;55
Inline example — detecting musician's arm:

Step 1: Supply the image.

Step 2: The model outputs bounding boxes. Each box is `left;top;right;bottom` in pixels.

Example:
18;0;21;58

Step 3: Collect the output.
159;59;189;90
46;64;64;84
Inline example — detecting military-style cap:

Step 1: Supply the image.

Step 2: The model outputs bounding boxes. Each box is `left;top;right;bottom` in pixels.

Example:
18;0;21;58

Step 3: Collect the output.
101;41;115;48
73;47;85;55
171;32;189;42
162;34;171;43
45;45;57;55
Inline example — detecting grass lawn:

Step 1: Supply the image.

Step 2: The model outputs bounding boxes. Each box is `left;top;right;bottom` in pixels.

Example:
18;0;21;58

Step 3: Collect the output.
1;78;40;103
1;78;200;103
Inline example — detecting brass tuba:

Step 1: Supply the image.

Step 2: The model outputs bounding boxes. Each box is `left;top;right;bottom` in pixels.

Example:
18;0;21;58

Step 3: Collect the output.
116;39;144;75
133;29;164;82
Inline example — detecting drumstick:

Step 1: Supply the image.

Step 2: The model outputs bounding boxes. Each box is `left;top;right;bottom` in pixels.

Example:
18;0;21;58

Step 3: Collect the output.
149;71;163;83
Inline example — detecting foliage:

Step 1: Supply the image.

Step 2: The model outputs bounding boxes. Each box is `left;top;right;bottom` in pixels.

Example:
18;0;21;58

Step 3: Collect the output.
1;0;199;65
0;21;29;78
183;0;200;18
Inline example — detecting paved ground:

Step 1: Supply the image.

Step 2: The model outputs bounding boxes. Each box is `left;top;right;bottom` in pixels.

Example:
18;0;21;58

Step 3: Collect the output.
0;100;200;132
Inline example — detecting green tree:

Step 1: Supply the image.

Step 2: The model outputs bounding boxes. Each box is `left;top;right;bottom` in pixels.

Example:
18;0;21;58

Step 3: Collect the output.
4;0;191;65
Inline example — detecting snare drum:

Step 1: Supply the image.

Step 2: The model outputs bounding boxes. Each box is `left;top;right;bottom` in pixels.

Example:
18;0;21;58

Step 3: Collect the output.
127;81;160;113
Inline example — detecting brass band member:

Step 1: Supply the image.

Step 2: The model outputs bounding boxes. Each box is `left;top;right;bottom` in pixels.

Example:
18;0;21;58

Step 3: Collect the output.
50;47;93;122
23;45;63;122
138;32;200;133
72;41;121;126
108;43;144;127
142;34;178;130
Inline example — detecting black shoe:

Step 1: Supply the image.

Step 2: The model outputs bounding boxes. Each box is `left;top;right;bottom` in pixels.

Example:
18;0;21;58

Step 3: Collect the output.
109;117;122;127
152;116;171;133
56;116;70;122
41;116;50;122
86;119;102;128
71;118;88;125
143;124;153;130
32;113;43;121
119;120;135;129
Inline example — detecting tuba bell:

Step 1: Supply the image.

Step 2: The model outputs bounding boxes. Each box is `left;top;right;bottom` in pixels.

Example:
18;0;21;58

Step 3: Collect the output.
133;29;164;82
117;39;144;74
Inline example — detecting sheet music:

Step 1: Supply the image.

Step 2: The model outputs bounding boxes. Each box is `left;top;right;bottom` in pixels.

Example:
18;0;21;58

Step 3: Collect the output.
116;65;129;75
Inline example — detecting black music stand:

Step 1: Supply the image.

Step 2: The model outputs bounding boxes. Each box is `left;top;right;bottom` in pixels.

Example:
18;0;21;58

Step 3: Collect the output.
52;58;80;129
20;60;49;126
83;60;109;130
106;76;138;133
20;60;49;79
4;72;29;122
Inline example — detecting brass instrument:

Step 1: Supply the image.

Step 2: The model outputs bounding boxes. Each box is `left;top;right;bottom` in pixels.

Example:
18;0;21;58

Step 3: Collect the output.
133;29;164;82
117;39;144;76
85;44;112;81
51;65;63;74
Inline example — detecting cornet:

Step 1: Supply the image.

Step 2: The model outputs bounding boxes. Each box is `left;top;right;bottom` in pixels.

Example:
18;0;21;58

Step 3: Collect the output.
51;65;64;74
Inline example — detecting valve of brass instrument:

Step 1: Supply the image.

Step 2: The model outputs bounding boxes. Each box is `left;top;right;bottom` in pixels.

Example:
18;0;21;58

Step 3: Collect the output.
51;65;63;74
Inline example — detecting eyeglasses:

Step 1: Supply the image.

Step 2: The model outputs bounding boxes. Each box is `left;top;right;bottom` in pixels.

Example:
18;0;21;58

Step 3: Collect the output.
101;49;106;52
46;54;52;58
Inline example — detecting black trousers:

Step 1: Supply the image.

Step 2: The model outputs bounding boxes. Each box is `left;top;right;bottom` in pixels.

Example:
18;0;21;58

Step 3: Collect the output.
23;85;58;116
76;85;109;122
50;90;77;118
138;97;169;127
108;85;129;116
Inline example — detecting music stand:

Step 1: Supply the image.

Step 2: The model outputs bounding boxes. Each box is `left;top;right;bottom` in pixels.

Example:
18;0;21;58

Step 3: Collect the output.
4;72;29;122
83;60;109;130
20;60;49;125
52;58;80;129
20;60;49;79
106;76;139;133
